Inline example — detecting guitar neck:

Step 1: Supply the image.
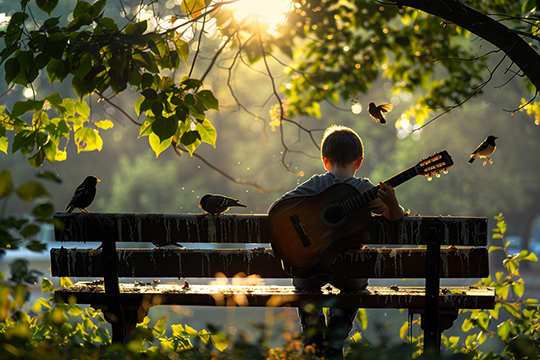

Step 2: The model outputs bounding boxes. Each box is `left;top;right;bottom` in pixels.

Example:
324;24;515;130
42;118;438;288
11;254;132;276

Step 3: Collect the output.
342;165;418;214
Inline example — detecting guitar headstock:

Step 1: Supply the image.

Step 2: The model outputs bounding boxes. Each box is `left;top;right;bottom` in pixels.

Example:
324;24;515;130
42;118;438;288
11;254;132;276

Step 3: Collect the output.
415;150;454;180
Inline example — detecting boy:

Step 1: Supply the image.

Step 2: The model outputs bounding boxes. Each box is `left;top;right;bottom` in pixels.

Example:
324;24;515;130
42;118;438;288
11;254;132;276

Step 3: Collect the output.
277;125;404;359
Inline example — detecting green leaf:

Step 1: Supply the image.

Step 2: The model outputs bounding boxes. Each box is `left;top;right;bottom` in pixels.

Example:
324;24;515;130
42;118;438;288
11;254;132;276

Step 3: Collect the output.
94;120;114;130
399;321;408;340
0;169;13;198
148;133;171;158
502;302;522;319
139;117;156;138
75;128;103;152
46;58;68;84
152;117;178;142
60;277;73;288
0;135;7;154
75;100;90;117
196;90;220;111
175;39;189;65
488;246;501;253
522;0;537;13
210;332;228;351
36;0;59;16
41;278;54;293
526;298;538;305
142;88;158;100
522;252;538;262
195;119;216;147
180;130;201;155
33;202;55;218
497;321;511;341
20;224;41;238
37;170;62;183
153;318;166;337
16;181;50;201
5;58;20;85
356;308;368;330
181;0;207;17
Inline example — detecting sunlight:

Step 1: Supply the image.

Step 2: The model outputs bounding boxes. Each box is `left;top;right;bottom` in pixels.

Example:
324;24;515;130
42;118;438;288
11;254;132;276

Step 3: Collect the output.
224;0;294;34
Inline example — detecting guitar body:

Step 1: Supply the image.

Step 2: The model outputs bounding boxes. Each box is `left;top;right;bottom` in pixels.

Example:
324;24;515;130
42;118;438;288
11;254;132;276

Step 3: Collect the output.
267;150;454;277
268;183;372;277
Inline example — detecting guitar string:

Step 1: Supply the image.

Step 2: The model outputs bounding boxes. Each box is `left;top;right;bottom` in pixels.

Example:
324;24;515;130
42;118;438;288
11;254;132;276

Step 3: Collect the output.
294;162;447;228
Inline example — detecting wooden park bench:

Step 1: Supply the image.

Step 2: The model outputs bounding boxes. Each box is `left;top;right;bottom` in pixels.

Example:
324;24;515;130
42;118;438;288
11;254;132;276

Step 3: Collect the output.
51;212;495;352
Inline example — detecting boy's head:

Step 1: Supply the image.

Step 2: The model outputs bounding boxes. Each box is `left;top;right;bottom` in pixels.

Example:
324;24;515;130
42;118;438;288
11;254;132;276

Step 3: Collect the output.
321;125;364;167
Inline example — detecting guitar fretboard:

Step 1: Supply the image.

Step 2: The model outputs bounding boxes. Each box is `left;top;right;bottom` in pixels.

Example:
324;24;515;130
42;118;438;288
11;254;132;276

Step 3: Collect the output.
341;165;418;214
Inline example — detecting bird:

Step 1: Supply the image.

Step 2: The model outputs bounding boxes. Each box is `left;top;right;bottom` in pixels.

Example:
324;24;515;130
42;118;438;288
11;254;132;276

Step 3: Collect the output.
151;239;186;249
199;194;247;215
65;176;100;213
468;136;497;166
368;102;393;125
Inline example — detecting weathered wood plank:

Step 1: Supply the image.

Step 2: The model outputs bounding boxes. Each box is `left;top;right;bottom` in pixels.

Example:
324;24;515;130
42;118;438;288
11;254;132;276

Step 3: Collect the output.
50;247;490;279
53;213;488;246
54;283;496;310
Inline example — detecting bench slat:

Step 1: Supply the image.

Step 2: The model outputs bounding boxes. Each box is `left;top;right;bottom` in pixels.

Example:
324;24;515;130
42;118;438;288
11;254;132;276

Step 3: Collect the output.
53;213;487;246
50;247;490;279
54;282;495;310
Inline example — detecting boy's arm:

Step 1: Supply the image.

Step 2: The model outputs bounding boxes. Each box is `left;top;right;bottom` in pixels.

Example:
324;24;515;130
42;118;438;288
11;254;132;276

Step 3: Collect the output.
375;182;405;221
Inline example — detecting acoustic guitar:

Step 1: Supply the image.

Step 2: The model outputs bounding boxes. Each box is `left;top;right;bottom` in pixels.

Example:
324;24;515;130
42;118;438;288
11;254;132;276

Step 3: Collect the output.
267;150;454;277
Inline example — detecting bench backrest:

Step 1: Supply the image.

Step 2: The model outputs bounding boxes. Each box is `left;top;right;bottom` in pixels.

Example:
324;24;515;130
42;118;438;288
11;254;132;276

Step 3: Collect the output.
51;213;489;280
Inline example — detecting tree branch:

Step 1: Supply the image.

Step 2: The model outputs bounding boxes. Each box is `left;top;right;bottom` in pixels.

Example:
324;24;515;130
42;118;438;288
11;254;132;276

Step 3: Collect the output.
393;0;540;92
172;144;285;193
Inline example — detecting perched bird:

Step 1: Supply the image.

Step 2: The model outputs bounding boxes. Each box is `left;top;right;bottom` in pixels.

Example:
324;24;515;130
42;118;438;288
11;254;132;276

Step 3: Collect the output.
65;176;100;213
151;239;185;249
468;136;497;166
368;102;393;125
200;194;247;215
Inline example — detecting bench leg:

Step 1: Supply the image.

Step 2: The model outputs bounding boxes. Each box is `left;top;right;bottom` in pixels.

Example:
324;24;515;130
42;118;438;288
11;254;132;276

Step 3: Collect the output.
97;304;150;343
424;225;441;353
413;309;459;353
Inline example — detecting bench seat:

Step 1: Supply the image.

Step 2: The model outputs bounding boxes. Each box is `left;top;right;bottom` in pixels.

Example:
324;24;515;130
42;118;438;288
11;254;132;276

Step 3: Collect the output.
55;283;495;310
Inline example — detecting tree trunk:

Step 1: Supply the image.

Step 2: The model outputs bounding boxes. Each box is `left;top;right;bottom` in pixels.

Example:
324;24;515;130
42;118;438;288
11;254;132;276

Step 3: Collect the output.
395;0;540;92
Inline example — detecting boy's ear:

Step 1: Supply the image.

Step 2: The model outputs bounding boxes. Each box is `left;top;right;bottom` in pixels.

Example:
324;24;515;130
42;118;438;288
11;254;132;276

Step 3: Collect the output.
322;157;331;171
354;157;363;170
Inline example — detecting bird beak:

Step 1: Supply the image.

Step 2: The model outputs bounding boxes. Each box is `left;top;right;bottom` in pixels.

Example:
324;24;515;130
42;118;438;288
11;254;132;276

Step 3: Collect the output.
97;179;101;182
199;204;202;207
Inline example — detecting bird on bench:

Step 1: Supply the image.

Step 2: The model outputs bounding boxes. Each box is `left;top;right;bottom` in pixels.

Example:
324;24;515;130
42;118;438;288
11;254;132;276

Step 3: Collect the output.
65;175;100;213
199;194;247;214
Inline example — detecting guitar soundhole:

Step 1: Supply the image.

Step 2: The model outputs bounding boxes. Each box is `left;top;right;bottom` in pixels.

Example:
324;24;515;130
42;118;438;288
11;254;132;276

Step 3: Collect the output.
321;204;347;227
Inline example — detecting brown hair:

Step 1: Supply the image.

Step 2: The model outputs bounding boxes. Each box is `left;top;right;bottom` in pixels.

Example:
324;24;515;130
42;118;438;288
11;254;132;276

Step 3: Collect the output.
321;125;364;167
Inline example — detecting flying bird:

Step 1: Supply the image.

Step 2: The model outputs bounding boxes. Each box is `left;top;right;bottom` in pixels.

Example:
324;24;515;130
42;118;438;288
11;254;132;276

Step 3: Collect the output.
65;176;100;213
468;136;497;166
200;194;247;215
368;102;393;125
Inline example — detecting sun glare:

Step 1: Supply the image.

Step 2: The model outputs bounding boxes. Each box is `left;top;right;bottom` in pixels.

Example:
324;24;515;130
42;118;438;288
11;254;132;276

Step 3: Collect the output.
225;0;294;34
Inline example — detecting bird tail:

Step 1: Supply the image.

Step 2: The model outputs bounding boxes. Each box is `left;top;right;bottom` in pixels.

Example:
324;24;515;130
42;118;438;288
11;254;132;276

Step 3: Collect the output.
380;118;386;125
66;206;75;213
236;203;247;208
468;157;475;164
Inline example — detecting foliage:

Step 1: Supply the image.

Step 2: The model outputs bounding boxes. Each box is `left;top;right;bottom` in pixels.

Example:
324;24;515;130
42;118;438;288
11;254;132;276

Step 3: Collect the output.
0;169;62;257
397;214;540;359
0;0;219;165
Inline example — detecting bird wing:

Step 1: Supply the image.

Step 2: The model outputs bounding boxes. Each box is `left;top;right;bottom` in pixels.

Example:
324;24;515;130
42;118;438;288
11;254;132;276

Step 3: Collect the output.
65;184;89;209
471;142;488;155
378;104;393;113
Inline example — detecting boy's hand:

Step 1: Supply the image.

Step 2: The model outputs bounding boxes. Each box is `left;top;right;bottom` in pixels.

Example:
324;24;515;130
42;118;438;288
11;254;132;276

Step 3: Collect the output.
377;182;399;208
377;182;404;220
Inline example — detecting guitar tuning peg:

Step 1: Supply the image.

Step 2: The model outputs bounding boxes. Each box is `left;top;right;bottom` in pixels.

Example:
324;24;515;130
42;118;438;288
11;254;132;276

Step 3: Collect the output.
427;176;433;182
436;173;441;178
443;169;448;175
